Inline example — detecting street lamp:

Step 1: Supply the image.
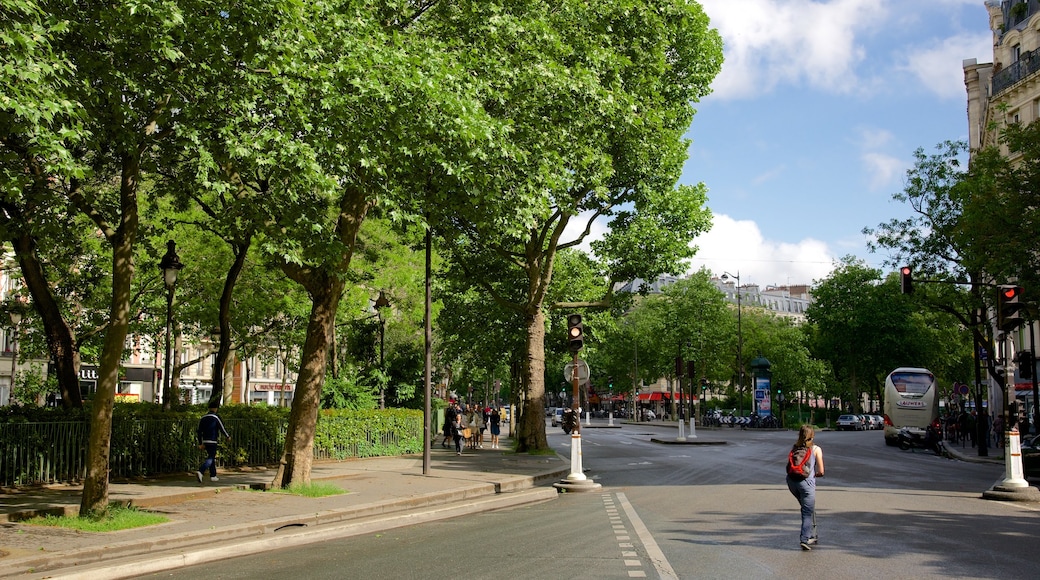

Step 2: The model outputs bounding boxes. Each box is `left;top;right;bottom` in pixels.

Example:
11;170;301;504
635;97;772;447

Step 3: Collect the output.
721;271;744;417
374;290;390;409
6;304;23;406
159;240;183;410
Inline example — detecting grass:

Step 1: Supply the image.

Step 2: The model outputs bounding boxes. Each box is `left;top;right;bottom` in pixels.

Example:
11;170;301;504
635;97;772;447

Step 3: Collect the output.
269;481;347;497
523;448;558;456
22;504;168;532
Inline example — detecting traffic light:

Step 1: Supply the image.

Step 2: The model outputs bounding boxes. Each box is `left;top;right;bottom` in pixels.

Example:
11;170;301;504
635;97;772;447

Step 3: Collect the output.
700;377;708;391
1018;351;1033;380
566;313;584;351
686;361;695;382
997;285;1025;332
900;266;913;294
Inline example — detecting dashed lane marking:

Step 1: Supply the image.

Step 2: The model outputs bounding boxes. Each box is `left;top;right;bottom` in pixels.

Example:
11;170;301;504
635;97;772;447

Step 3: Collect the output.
617;492;678;580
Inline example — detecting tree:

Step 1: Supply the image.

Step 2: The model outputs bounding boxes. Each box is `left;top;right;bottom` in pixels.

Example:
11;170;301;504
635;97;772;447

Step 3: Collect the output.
430;0;722;451
8;0;300;516
1;0;92;407
864;140;1004;451
805;259;933;412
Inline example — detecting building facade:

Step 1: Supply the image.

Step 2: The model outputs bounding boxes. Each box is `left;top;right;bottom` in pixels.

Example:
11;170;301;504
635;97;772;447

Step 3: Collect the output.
964;0;1040;154
963;0;1040;424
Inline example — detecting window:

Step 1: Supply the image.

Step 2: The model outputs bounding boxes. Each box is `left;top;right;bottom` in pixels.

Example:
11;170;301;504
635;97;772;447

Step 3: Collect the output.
1012;44;1021;63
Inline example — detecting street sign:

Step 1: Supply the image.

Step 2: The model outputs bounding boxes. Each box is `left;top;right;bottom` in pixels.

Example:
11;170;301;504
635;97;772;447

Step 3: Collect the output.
564;359;590;386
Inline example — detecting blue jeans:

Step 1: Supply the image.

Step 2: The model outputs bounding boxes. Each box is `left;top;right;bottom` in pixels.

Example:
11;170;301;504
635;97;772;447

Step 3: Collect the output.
199;443;218;477
787;476;817;543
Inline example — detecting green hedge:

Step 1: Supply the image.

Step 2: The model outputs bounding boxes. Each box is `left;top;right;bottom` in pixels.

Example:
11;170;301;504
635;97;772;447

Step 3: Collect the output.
0;403;422;487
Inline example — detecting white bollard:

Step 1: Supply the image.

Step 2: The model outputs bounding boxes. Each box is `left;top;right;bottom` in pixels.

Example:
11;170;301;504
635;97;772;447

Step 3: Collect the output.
1001;427;1030;488
689;417;697;438
608;412;614;427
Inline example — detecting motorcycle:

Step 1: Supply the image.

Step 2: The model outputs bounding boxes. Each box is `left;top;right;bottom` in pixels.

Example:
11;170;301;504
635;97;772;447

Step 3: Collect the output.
897;425;945;455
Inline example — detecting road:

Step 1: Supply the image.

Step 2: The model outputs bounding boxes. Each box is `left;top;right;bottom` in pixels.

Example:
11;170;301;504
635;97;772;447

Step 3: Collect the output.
150;422;1038;580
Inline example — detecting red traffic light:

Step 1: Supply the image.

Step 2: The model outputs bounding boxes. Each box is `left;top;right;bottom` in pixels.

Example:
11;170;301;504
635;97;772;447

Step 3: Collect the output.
998;285;1025;332
899;266;913;294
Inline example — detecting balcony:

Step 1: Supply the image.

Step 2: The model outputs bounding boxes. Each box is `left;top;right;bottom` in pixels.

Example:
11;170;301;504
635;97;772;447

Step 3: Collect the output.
992;46;1040;96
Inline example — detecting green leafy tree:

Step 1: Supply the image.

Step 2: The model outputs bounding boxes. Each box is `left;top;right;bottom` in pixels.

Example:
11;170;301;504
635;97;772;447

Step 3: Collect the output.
864;141;1002;437
431;0;722;451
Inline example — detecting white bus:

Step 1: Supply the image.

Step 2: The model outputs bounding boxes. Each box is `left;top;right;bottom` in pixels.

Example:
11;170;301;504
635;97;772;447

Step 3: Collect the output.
883;367;940;446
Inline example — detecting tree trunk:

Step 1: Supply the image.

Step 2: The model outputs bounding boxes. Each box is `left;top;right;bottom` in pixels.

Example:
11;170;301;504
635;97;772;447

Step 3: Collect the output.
271;281;342;488
80;189;137;516
11;232;82;407
516;309;548;452
210;239;250;407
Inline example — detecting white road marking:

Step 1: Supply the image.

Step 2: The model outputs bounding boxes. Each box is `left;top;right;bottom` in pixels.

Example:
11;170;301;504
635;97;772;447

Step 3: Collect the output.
617;492;678;580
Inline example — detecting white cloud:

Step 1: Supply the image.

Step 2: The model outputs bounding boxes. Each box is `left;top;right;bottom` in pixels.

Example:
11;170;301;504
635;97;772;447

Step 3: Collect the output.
857;127;895;150
862;151;905;191
685;214;837;287
699;0;889;99
899;32;993;99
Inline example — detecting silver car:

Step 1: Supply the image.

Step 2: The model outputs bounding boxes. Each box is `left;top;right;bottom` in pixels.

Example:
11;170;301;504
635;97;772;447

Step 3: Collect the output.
837;414;865;431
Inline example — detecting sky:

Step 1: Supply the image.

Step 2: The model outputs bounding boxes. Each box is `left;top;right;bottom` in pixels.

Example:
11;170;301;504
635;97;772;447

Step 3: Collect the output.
672;0;995;289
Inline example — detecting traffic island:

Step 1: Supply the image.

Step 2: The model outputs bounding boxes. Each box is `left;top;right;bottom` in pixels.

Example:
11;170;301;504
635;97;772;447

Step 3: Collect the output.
982;428;1040;502
649;438;727;445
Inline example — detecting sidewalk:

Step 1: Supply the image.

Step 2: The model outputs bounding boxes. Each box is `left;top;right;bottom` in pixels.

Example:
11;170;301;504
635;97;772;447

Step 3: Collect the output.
0;438;569;579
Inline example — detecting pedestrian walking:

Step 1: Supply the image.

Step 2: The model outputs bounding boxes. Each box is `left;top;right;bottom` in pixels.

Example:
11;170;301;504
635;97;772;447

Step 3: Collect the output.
786;424;824;551
470;405;485;449
441;402;458;448
196;404;231;484
490;407;502;449
451;411;465;455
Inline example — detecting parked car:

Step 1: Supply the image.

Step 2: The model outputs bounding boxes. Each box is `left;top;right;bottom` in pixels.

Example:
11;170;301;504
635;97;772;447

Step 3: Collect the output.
1022;433;1040;480
551;407;564;426
837;414;865;431
862;415;882;430
545;406;557;418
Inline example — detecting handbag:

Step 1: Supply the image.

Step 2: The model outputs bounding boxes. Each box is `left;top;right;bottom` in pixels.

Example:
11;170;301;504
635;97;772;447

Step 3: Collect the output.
462;428;472;439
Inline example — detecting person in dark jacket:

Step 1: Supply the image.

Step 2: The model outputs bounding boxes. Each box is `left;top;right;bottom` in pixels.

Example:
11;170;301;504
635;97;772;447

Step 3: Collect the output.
196;405;231;483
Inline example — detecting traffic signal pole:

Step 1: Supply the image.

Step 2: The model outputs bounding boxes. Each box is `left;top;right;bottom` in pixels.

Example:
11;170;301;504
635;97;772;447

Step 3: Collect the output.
555;315;601;492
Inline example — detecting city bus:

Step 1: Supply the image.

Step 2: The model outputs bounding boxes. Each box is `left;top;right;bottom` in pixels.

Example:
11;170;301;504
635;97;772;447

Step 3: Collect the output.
883;367;940;446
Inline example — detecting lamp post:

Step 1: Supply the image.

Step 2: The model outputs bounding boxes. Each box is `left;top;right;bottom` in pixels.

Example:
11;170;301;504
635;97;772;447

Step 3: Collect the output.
159;240;183;410
721;271;744;417
374;290;390;409
6;305;22;406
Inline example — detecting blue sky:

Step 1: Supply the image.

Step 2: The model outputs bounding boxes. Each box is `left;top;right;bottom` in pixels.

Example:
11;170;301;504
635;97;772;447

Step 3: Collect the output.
675;0;994;289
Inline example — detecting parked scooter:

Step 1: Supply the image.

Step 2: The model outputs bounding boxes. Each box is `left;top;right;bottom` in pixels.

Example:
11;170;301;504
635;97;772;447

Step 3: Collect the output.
897;425;945;455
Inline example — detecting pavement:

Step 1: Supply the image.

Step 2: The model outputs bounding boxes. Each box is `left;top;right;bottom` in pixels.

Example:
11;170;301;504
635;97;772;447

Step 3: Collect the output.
0;431;569;580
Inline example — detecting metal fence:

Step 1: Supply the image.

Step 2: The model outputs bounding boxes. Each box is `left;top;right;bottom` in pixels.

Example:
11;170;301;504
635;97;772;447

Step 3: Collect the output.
992;46;1040;96
0;414;422;488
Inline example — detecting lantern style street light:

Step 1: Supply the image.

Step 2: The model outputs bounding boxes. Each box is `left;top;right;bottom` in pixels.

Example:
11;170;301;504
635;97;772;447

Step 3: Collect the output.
159;240;184;410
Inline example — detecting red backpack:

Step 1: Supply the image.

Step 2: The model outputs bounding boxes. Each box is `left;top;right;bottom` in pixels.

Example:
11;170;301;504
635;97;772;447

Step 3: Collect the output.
787;446;812;479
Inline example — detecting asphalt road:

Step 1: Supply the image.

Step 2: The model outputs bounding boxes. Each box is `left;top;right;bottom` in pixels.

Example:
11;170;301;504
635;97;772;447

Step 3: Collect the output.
149;424;1038;580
